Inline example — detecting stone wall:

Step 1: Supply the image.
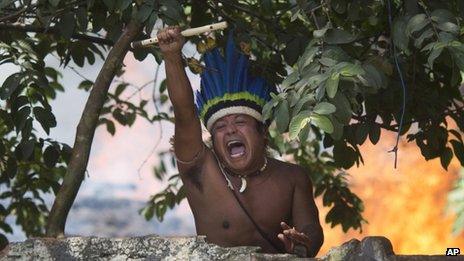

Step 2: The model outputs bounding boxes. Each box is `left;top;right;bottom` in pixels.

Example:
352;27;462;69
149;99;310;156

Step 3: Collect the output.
0;235;457;260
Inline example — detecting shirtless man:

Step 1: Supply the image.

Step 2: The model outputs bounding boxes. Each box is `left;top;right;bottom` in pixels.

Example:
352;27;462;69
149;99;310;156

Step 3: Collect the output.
157;27;323;257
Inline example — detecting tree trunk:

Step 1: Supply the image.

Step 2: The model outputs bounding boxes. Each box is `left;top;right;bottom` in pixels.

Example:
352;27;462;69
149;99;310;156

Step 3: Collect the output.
45;19;143;237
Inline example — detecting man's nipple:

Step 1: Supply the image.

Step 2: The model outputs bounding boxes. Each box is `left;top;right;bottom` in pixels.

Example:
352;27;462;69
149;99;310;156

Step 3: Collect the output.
222;220;230;229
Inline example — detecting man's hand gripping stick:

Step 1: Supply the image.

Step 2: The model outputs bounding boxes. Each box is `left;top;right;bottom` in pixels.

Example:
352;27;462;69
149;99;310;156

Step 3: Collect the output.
131;21;228;48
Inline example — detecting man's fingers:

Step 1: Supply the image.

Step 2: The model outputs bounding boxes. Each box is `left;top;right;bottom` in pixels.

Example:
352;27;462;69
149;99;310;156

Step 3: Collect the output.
157;26;181;42
283;230;309;245
280;221;291;230
277;233;293;253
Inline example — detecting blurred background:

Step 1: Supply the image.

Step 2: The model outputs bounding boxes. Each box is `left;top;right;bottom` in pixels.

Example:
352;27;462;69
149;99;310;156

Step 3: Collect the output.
4;51;463;256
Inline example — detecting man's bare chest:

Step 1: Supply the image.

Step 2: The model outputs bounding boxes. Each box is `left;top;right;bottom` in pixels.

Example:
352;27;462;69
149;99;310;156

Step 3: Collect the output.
190;168;294;235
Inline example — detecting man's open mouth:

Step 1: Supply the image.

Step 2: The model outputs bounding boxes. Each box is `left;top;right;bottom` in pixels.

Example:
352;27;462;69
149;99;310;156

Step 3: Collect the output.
227;140;246;158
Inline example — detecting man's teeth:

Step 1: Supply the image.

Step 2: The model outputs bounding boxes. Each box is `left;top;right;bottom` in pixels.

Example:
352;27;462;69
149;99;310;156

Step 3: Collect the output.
231;151;245;158
227;140;241;147
227;140;246;158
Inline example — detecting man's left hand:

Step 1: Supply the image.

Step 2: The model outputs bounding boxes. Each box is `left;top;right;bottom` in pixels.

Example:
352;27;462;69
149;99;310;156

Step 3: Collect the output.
277;222;310;256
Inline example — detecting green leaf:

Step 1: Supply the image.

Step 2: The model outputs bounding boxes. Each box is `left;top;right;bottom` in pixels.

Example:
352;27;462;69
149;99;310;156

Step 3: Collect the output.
115;83;128;97
160;0;184;23
33;107;57;135
57;13;76;39
43;145;60;168
451;140;464;166
103;0;114;11
21;139;35;160
142;205;155;220
331;0;346;14
159;80;167;93
288;90;299;107
392;18;409;53
326;73;340;98
1;73;21;100
414;28;434;48
330;93;352;124
113;108;127;126
338;63;364;76
298;124;310;142
430;9;455;24
292;94;313;117
298;44;318;70
437;22;459;35
428;45;444;69
106;120;116;135
0;0;14;9
369;124;381;144
324;29;356;44
310;114;334;134
333;143;357;169
313;27;329;38
0;140;4;158
14;106;31;132
76;7;88;30
61;144;73;164
406;14;428;36
48;0;60;7
126;112;136;126
78;80;93;91
21;118;33;141
362;64;384;89
440;147;453;170
330;116;344;140
136;5;154;23
275;100;289;133
321;46;350;63
284;37;303;65
0;233;8;250
145;11;158;35
117;0;132;11
281;71;299;90
289;110;311;140
313;102;336;115
156;203;167;221
262;101;274;121
355;124;369;144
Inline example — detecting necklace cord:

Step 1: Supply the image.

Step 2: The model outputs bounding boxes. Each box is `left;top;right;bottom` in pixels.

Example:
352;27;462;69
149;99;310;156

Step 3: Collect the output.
212;151;284;252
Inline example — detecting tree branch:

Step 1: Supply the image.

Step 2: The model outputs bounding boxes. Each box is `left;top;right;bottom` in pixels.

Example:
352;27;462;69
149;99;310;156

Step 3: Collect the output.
0;7;29;23
45;18;143;238
0;23;114;46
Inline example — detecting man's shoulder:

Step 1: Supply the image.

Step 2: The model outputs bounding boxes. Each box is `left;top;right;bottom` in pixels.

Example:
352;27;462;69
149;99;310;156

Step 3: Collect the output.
269;158;311;184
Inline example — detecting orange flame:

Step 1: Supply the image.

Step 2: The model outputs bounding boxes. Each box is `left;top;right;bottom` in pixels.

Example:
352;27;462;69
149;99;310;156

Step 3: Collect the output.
317;130;464;256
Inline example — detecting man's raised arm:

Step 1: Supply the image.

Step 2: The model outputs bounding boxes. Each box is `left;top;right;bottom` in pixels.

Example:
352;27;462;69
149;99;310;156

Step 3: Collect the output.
158;27;204;169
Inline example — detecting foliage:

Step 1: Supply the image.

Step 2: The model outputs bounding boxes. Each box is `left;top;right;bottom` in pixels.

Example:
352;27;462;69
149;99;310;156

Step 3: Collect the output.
1;0;464;244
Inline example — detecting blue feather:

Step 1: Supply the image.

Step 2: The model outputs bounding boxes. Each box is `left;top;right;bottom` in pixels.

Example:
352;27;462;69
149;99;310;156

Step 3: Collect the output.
195;30;276;120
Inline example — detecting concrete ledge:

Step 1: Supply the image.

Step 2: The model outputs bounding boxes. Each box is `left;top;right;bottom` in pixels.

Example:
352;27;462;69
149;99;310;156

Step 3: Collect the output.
0;235;458;260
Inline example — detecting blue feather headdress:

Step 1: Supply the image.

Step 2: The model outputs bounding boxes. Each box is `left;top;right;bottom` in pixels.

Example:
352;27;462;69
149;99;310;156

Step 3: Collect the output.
195;33;276;131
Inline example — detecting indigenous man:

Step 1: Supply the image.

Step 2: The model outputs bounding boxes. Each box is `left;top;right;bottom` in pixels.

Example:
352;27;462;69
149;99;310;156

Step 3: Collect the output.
157;27;324;257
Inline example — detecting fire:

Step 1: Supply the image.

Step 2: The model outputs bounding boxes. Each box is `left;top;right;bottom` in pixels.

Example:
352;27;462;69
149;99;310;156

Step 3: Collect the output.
317;130;464;256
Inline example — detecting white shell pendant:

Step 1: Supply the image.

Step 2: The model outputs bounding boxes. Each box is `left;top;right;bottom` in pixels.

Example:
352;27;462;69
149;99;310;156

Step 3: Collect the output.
239;178;247;193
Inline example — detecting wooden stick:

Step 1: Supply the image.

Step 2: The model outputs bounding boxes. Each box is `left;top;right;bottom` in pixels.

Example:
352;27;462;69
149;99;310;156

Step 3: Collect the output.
131;21;228;48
